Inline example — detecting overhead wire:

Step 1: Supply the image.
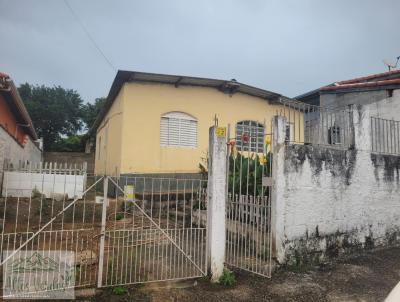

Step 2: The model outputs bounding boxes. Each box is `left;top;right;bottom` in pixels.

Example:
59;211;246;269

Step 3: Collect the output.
63;0;117;72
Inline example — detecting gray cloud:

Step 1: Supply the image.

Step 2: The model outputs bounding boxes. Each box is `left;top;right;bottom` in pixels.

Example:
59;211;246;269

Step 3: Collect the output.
1;0;399;102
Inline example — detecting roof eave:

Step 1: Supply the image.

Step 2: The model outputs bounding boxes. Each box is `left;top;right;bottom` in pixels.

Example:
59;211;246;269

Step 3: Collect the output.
88;70;291;136
0;75;38;140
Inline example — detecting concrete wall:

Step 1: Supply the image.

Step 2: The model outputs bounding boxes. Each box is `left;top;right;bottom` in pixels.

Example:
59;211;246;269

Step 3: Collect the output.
44;152;95;174
321;89;400;120
0;127;41;167
2;171;84;199
273;102;400;265
102;82;302;175
0;126;42;190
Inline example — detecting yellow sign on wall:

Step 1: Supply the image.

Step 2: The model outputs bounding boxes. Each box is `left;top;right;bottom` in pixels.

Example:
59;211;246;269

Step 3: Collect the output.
216;127;226;138
124;185;135;201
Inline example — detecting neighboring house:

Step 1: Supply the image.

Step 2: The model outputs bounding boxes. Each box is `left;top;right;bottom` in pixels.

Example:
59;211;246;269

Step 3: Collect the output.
90;70;295;176
0;72;42;175
297;69;400;120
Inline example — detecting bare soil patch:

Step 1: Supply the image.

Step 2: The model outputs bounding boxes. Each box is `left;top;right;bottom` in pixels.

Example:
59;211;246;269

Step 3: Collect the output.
90;246;400;302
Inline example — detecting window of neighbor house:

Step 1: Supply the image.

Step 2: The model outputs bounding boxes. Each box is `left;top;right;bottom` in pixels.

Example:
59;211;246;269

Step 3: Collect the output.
328;125;341;145
160;112;197;148
235;120;265;152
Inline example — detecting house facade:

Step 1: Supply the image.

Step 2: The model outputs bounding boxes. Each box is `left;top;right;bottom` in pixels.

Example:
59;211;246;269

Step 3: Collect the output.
297;69;400;120
91;71;298;176
0;72;42;176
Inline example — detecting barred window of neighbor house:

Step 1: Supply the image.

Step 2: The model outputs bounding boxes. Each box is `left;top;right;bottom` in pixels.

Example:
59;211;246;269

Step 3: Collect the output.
235;120;265;152
328;125;341;144
160;112;198;148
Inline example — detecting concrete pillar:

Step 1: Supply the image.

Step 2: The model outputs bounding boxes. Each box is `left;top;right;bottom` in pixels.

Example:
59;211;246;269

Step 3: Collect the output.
271;115;287;263
351;104;371;152
97;176;108;287
207;126;227;282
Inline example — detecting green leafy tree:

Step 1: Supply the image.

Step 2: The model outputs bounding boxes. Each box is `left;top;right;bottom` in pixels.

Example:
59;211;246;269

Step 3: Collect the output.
18;83;85;151
55;135;86;152
81;97;106;131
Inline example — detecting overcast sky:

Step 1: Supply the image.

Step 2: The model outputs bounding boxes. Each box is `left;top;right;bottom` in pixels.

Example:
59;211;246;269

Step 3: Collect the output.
1;0;399;103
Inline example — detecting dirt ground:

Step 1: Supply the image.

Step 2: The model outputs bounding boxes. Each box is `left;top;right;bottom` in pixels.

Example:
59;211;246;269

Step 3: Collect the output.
91;246;400;302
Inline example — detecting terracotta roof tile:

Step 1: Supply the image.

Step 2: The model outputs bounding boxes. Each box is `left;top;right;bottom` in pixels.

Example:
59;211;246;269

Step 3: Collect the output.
0;72;9;78
321;78;400;91
337;69;400;85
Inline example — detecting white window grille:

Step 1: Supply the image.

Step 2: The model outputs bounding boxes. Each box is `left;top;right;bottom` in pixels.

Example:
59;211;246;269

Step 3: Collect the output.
160;112;197;148
235;120;265;152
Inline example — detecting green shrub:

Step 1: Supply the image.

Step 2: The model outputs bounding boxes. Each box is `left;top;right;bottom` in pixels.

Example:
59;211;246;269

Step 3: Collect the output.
112;286;126;295
115;213;124;220
219;268;236;286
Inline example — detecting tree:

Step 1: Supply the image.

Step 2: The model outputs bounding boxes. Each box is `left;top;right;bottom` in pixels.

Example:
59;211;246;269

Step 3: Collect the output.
18;83;84;151
81;97;106;131
55;135;86;152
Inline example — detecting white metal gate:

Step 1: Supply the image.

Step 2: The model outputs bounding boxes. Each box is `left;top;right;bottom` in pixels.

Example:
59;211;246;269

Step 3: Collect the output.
99;176;208;286
0;163;208;298
225;122;273;277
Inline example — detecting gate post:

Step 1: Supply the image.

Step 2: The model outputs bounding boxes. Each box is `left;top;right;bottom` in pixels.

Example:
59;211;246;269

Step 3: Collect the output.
271;115;287;263
97;176;108;287
207;126;227;282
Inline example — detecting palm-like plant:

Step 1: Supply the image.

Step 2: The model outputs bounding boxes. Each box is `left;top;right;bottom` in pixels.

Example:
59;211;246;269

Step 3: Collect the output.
228;144;272;197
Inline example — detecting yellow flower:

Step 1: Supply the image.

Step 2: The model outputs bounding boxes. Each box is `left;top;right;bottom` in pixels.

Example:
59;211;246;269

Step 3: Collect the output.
265;136;271;145
232;145;238;159
259;154;267;165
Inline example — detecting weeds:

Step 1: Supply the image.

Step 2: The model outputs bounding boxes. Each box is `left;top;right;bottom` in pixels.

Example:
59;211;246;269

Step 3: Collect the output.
219;268;236;286
112;286;126;295
115;213;124;220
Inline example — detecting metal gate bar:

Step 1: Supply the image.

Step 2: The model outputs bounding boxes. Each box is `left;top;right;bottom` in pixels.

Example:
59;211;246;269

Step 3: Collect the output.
0;164;209;295
0;163;103;298
225;122;273;277
98;176;208;286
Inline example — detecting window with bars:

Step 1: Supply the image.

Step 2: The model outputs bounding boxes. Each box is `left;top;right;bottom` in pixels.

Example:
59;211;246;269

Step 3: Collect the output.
235;120;265;152
160;112;198;148
328;126;341;144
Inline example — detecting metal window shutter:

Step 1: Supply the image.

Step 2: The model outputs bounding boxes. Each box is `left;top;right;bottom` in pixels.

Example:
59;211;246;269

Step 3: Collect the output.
160;116;197;147
160;117;169;146
179;119;197;147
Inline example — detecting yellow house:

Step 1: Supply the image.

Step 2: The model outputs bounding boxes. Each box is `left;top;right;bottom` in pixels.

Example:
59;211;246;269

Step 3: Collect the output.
91;71;299;176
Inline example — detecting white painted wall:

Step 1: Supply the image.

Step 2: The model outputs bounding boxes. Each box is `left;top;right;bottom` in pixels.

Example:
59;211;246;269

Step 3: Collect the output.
2;171;85;199
274;101;400;264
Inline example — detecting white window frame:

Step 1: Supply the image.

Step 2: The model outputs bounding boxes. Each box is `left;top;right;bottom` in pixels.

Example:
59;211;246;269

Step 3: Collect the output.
160;112;198;148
